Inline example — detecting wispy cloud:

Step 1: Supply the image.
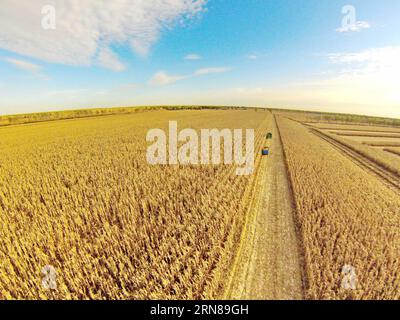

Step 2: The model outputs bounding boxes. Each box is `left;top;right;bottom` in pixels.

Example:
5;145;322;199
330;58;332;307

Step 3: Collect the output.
4;57;49;79
5;57;41;73
194;67;231;75
246;53;269;60
0;0;207;71
150;67;232;85
327;46;400;76
184;53;202;60
97;48;126;72
149;71;187;85
336;21;371;33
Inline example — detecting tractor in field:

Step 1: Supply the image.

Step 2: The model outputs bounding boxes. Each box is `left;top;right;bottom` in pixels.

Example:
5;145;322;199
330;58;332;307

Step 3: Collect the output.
266;132;272;139
262;147;270;156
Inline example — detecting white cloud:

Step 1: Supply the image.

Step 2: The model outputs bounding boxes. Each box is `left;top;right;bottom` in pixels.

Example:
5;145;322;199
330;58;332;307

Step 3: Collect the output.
184;53;202;60
97;47;126;72
326;46;400;80
0;0;207;71
328;47;400;66
5;58;42;73
150;66;232;85
4;57;50;79
149;71;187;85
336;21;370;33
194;67;232;75
247;54;258;60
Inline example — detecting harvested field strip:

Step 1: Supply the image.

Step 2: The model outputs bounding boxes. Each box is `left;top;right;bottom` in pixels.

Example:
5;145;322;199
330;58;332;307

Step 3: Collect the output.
223;137;270;299
311;129;400;192
318;131;400;177
273;115;306;298
305;123;400;133
321;128;400;134
326;128;400;134
225;115;304;300
363;142;400;147
333;132;400;138
277;116;400;299
303;118;400;126
384;148;400;157
222;115;274;299
342;137;400;143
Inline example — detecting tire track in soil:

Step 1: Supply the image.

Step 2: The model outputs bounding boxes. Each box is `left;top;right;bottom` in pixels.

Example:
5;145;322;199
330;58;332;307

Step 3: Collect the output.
309;128;400;193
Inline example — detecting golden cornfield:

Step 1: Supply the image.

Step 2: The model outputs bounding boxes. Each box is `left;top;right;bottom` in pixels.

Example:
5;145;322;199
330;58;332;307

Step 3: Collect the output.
277;116;400;299
1;107;399;300
0;109;270;299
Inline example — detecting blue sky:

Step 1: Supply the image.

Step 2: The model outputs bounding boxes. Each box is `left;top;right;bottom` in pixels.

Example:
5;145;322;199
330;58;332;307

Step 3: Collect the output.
0;0;399;117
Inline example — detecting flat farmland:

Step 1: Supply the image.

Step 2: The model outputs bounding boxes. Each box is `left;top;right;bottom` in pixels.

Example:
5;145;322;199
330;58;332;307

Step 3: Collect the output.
385;148;400;156
0;109;271;299
277;116;400;299
304;122;400;176
332;135;400;144
339;137;400;150
1;107;400;300
304;122;400;133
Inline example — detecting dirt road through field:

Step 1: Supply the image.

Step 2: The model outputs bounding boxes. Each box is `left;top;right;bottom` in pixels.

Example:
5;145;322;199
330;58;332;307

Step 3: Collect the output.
225;117;304;300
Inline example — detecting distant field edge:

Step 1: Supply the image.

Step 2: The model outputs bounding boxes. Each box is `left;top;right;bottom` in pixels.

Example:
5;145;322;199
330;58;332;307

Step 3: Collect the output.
273;108;400;127
0;105;271;128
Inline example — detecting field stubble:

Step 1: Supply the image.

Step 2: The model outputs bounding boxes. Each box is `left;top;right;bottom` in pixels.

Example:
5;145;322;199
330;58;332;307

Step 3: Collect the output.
225;115;304;300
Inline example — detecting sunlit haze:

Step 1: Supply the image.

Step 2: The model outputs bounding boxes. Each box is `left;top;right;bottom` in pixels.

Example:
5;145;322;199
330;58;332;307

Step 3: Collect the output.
0;0;399;118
